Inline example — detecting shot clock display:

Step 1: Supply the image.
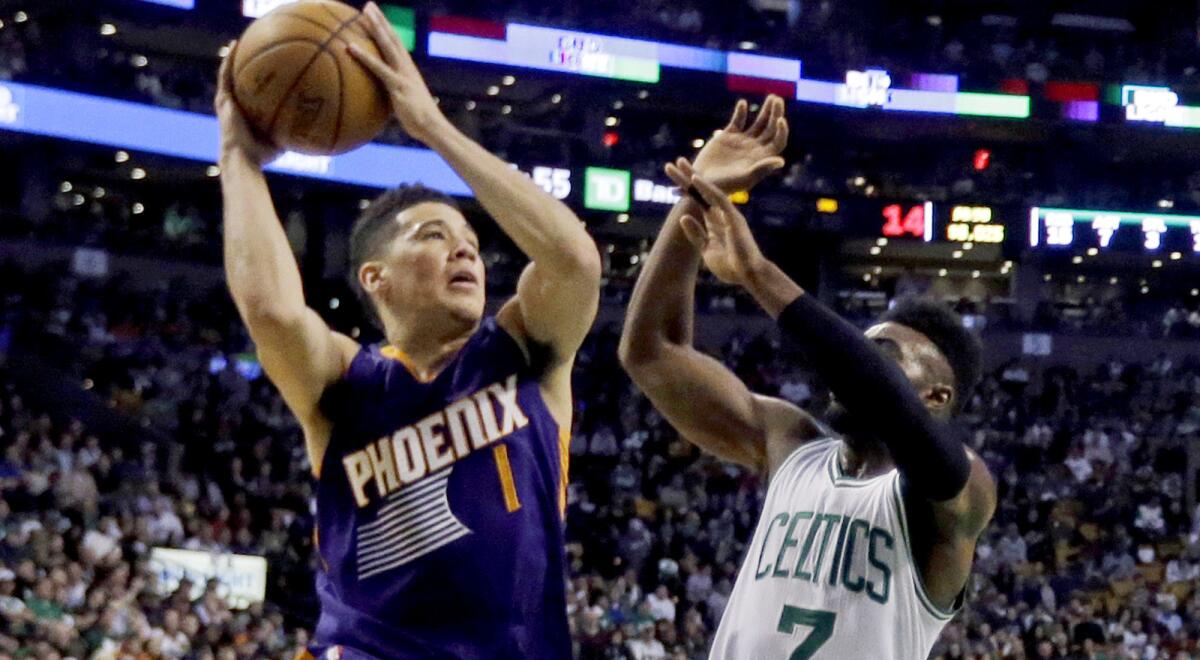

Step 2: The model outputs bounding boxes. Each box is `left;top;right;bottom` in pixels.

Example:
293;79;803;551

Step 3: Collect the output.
1029;206;1200;254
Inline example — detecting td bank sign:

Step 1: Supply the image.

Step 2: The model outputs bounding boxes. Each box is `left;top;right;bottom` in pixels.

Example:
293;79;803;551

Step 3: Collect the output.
584;167;631;212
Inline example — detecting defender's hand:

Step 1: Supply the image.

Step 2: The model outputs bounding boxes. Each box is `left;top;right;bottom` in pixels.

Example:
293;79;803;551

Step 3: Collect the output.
690;95;789;194
215;41;281;167
348;1;448;144
665;170;768;288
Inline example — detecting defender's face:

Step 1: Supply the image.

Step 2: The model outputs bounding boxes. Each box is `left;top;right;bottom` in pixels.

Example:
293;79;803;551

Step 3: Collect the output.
863;322;956;416
361;202;486;326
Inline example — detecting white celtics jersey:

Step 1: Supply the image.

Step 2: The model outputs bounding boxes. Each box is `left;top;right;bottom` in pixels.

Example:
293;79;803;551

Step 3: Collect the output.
709;438;957;660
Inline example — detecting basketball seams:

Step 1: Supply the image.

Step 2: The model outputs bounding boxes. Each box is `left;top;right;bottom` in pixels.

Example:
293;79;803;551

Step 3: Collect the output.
330;48;345;153
263;9;365;139
232;37;325;80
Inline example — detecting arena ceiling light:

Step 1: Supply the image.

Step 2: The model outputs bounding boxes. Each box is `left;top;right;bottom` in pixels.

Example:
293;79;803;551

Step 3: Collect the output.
13;11;26;23
501;75;516;86
100;23;117;36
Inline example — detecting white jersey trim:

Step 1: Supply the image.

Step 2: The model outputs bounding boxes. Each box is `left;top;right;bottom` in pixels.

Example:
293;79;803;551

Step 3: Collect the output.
890;476;961;621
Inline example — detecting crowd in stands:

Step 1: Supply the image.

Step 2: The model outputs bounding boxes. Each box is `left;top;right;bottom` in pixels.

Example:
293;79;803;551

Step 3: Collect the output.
0;257;1198;658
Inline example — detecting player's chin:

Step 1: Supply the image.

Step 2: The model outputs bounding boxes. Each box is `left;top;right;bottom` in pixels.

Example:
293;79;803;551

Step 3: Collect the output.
442;292;485;324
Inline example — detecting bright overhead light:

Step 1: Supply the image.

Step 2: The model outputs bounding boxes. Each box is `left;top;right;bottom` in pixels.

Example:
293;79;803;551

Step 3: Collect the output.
132;203;145;214
501;104;512;115
962;242;973;250
852;176;866;187
952;250;963;259
1086;247;1098;256
131;167;146;180
972;270;981;278
465;100;476;111
1043;274;1052;282
100;23;116;36
358;199;370;210
72;194;85;206
637;90;649;99
551;93;562;104
1110;277;1118;285
329;298;340;310
876;238;887;247
486;85;499;96
862;273;872;282
501;75;515;86
869;246;882;255
605;116;619;127
1076;275;1085;283
612;100;624;110
692;138;706;148
1158;198;1174;209
59;181;72;193
1141;286;1150;294
1170;251;1182;260
94;187;105;198
218;44;231;57
1071;255;1083;264
617;213;629;223
115;150;129;163
14;11;27;23
1152;260;1163;268
631;254;640;264
938;269;948;277
1192;289;1199;296
131;54;149;68
206;165;221;177
738;41;758;50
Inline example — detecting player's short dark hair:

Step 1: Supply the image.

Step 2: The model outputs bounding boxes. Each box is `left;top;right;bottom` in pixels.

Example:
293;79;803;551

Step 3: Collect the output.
878;297;981;413
348;183;459;328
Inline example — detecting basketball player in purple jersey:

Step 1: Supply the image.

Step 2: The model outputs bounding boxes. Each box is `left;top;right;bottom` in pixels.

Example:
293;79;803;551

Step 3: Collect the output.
214;3;600;657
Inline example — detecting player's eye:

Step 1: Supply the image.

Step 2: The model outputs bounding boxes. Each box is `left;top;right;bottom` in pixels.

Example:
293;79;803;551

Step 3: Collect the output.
421;230;446;241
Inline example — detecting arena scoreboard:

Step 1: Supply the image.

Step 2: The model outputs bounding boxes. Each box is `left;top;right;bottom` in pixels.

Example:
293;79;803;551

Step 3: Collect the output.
819;199;1008;245
1029;206;1200;253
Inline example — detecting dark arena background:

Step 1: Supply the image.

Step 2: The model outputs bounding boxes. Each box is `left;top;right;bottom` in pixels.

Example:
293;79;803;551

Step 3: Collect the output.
1;0;1200;658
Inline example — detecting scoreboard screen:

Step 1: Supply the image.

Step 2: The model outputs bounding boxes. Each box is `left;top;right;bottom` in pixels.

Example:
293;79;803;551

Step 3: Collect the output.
1029;206;1200;253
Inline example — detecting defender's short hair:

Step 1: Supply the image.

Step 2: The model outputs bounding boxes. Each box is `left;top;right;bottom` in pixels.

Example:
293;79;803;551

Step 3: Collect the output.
879;297;982;412
348;184;459;327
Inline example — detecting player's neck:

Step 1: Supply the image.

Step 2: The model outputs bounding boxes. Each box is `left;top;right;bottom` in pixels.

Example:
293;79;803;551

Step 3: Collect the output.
384;318;477;381
837;435;894;479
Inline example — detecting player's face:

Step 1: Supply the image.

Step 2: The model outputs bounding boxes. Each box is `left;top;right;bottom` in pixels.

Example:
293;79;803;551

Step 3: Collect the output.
369;202;486;327
863;322;955;417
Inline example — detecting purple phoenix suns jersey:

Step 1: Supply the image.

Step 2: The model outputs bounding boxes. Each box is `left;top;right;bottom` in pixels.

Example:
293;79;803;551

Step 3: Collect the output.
307;317;571;659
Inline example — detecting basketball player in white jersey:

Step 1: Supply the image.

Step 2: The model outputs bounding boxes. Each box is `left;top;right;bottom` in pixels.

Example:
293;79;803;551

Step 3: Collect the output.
619;96;996;659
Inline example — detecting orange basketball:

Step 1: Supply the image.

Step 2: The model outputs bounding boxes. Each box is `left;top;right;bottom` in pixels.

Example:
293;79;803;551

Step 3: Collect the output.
230;0;391;155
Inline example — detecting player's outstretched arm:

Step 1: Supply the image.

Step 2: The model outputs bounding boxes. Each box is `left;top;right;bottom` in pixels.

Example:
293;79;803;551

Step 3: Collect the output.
216;48;357;474
620;98;816;474
348;2;600;367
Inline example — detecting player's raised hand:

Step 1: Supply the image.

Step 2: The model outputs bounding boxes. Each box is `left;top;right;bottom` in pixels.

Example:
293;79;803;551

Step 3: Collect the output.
214;41;281;167
348;1;447;144
690;95;789;194
672;171;767;288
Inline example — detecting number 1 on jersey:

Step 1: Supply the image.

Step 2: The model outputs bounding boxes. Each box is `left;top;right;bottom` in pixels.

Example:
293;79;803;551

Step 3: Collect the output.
777;606;836;659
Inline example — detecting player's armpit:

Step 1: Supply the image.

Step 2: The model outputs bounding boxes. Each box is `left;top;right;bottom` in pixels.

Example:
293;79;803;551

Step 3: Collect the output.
246;306;359;469
498;259;600;370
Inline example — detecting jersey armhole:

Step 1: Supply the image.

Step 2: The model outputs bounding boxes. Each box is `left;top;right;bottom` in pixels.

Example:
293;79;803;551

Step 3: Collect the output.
891;476;963;621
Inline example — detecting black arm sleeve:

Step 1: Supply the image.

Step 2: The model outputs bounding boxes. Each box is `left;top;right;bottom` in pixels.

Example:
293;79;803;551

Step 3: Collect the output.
778;294;971;501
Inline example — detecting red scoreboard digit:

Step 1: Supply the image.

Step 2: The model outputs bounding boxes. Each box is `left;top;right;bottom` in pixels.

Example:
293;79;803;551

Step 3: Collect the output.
881;203;928;239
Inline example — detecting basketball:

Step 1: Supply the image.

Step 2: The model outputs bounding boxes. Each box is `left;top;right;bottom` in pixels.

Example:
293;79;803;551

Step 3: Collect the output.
230;0;390;155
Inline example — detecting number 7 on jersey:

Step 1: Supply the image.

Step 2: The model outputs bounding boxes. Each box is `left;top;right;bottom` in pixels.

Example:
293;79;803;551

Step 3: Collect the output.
777;606;836;659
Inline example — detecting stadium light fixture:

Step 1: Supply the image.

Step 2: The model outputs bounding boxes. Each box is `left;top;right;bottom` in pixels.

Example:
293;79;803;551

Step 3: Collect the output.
206;165;220;177
875;238;887;247
551;93;562;104
115;151;130;163
1071;256;1083;264
612;100;624;110
501;105;512;114
1152;260;1163;268
14;11;27;23
952;250;963;259
1171;251;1182;260
938;269;948;277
692;138;705;148
638;90;649;99
100;23;117;36
1110;277;1119;285
973;271;982;279
617;213;629;223
131;54;149;68
132;203;145;214
59;181;72;193
486;86;499;96
501;75;516;86
605;116;619;127
1086;247;1098;256
131;167;147;180
465;100;476;111
869;246;882;255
